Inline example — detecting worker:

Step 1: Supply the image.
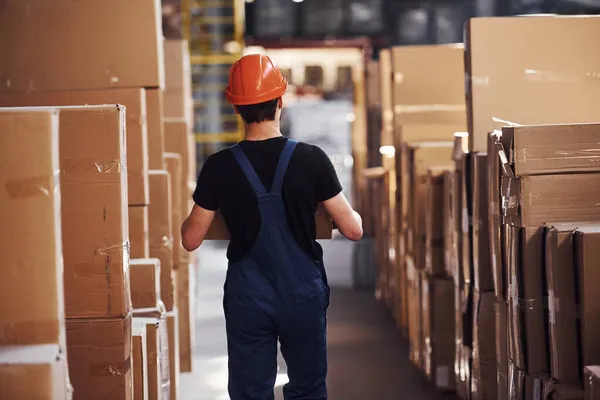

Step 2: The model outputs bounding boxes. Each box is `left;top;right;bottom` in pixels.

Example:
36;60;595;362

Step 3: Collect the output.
181;54;363;400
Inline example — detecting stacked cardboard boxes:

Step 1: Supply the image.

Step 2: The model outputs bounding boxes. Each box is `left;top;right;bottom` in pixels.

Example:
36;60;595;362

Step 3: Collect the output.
0;1;184;399
0;109;71;399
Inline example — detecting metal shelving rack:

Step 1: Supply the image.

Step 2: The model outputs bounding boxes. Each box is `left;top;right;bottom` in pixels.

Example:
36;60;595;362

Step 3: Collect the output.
181;0;245;165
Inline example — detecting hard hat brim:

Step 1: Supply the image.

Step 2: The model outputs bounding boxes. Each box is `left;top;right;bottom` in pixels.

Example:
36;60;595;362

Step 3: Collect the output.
225;78;288;106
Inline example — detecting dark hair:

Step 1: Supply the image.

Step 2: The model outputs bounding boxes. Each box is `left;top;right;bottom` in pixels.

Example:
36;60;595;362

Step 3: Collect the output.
236;98;279;124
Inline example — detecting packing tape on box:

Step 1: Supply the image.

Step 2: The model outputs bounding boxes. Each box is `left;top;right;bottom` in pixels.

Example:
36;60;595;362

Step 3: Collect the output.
97;241;130;257
61;158;123;175
4;170;60;199
90;357;131;377
469;70;600;86
0;320;62;344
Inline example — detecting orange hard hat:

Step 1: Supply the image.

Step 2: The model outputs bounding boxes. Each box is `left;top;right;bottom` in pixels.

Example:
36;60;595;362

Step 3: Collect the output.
225;54;288;106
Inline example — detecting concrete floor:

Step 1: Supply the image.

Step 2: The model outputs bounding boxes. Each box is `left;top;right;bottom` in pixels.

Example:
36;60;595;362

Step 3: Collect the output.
180;242;450;400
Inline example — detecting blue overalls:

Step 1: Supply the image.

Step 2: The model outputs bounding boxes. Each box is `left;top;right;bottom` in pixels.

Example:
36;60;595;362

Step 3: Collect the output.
224;139;330;400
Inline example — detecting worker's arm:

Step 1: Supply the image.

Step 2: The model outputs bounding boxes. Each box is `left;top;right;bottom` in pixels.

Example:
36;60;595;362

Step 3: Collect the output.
181;204;216;252
322;192;363;242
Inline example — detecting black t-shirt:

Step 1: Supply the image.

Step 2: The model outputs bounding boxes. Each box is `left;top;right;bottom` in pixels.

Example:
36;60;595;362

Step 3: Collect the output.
193;136;342;263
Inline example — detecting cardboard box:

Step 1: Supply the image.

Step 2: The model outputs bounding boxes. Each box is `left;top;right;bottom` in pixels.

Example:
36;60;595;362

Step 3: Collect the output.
472;153;494;292
0;109;65;347
507;361;544;400
137;317;170;400
391;44;466;126
167;311;180;400
164;40;193;127
406;257;424;369
177;264;195;373
575;227;600;369
454;282;464;392
129;206;150;259
460;153;473;291
164;119;194;184
488;131;505;301
501;171;600;227
585;366;600;400
147;90;166;170
501;123;600;176
460;345;473;400
0;344;70;400
401;141;454;256
0;89;150;205
425;168;452;277
542;378;584;400
164;153;183;268
465;16;600;152
66;316;133;400
132;319;149;400
130;259;161;312
443;170;457;278
545;225;580;384
496;300;509;400
507;226;548;374
0;0;164;92
379;49;394;147
399;123;468;143
59;106;130;318
148;171;175;311
422;276;456;392
471;290;497;400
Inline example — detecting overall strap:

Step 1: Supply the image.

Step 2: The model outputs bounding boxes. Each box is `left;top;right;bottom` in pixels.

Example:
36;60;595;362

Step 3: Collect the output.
230;144;267;196
271;139;298;195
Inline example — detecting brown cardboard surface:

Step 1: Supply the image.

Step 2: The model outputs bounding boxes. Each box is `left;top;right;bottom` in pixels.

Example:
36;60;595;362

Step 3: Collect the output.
130;259;161;312
167;311;180;400
443;170;457;278
585;366;600;400
425;168;452;278
164;40;193;127
0;89;149;205
508;361;544;400
149;171;175;311
496;300;509;400
379;49;394;147
545;225;580;384
0;109;65;347
401;141;454;256
508;226;548;374
0;344;69;400
460;153;474;294
471;291;497;400
399;123;467;143
129;206;150;259
147;89;166;170
488;131;505;301
452;168;464;287
502;173;600;227
59;106;130;318
164;153;183;268
407;257;424;369
165;119;194;184
502;124;600;177
132;320;148;400
391;44;466;126
0;0;164;92
177;264;195;373
472;153;494;292
575;227;600;369
139;318;165;400
465;16;600;152
542;378;584;400
454;282;464;389
460;345;473;400
66;316;133;400
422;277;456;391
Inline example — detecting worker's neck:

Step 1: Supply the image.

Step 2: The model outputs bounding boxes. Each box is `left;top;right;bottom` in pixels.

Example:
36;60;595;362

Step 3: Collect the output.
244;120;282;141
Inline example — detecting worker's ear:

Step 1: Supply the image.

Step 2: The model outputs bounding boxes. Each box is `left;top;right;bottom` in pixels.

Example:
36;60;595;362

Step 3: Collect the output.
278;97;283;109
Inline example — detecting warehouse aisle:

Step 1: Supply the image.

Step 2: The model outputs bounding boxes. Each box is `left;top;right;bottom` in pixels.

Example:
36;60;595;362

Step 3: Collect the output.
181;242;450;400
